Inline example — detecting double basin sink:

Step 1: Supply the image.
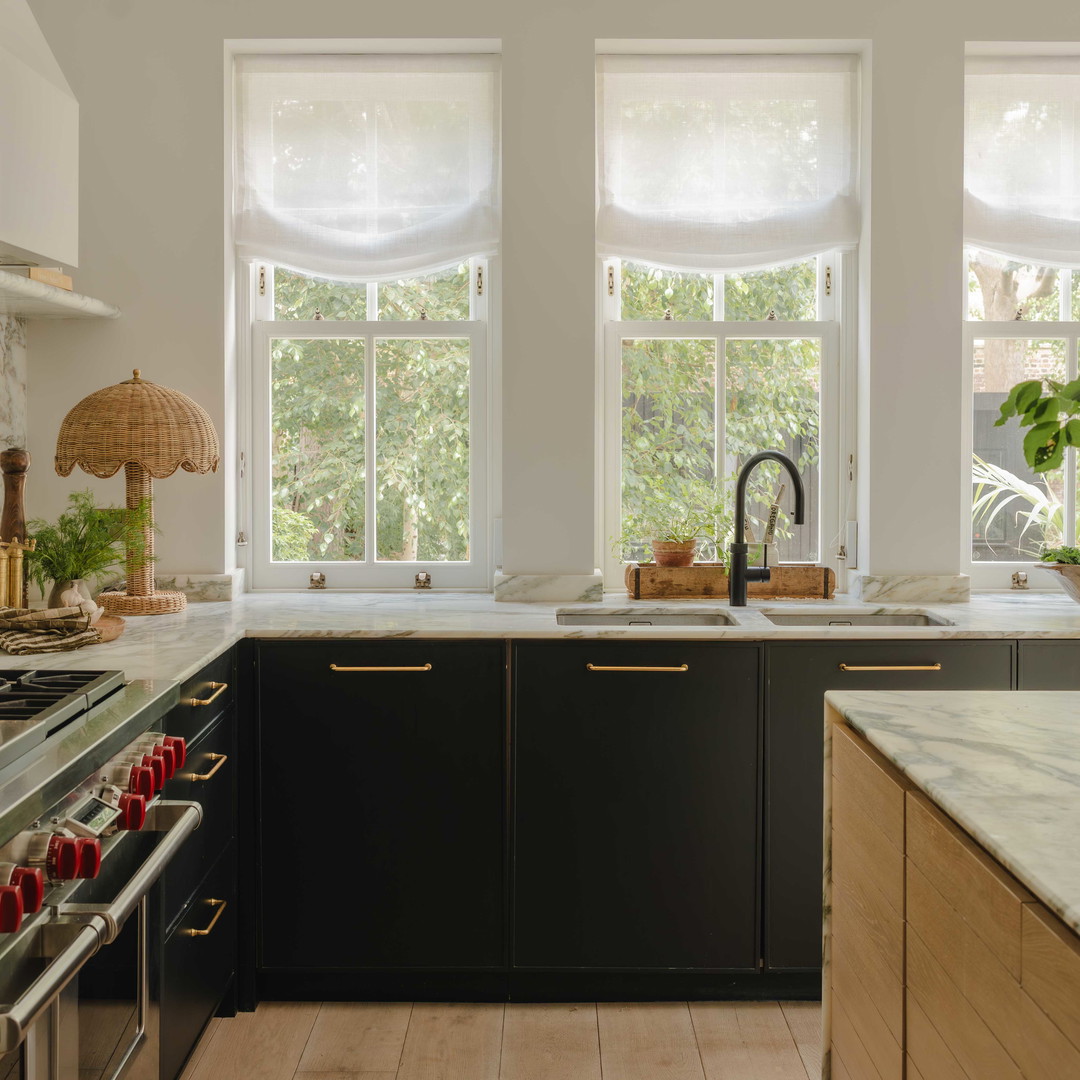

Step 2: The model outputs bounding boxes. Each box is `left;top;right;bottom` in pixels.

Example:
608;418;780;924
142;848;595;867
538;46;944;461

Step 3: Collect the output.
555;607;953;628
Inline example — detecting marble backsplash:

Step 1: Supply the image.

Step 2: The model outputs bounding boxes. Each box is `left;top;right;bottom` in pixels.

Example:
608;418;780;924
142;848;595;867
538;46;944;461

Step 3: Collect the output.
0;316;27;449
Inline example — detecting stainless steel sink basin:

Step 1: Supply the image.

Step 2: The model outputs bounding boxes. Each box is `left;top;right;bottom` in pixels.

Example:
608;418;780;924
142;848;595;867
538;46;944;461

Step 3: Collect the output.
761;609;953;627
556;610;736;626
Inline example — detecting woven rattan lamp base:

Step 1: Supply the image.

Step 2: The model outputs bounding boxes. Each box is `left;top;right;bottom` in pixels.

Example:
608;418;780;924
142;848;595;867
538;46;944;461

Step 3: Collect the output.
98;589;187;616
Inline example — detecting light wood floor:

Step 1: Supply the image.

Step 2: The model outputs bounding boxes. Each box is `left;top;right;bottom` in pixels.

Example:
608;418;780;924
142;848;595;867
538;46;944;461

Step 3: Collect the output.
181;1000;821;1080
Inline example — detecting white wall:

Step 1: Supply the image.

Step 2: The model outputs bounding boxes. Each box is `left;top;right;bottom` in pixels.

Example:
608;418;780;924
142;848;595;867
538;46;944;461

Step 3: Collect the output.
23;0;1080;585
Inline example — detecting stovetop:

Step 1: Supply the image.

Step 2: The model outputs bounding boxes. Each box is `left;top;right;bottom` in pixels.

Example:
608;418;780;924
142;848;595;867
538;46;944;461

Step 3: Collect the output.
0;670;126;772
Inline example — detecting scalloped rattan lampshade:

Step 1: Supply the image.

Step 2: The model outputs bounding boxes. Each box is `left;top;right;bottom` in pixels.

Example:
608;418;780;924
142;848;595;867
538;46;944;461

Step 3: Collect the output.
55;370;220;615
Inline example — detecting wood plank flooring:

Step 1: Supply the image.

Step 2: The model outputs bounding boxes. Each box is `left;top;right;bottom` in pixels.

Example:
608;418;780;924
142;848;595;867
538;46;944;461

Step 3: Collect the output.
182;1001;820;1080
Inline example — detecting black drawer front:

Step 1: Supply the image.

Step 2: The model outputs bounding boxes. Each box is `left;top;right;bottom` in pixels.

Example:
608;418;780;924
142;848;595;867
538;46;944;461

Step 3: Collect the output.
163;708;236;928
1018;641;1080;688
167;649;236;747
161;843;237;1080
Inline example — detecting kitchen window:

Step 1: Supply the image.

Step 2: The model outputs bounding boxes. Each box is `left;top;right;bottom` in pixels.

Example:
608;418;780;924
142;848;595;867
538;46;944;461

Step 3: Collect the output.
234;53;499;589
963;57;1080;585
597;54;858;579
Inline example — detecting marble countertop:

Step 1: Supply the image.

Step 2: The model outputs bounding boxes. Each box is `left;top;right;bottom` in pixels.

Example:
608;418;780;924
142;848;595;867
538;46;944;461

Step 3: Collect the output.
827;688;1080;934
1;588;1080;684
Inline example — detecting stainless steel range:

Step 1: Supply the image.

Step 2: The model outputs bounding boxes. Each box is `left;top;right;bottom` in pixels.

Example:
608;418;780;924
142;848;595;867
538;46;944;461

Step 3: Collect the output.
0;671;127;773
0;670;201;1080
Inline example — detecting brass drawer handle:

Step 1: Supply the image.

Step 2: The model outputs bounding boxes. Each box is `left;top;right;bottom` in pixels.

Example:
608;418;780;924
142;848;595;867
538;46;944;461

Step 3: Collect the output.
329;664;433;672
188;682;228;707
188;753;228;782
838;663;942;672
586;663;689;673
185;898;227;937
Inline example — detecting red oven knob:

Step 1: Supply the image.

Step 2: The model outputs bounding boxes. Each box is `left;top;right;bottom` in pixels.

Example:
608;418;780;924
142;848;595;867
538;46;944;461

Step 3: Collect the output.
46;836;80;881
75;838;101;879
11;867;43;913
0;885;23;933
129;765;154;799
124;754;163;793
163;736;186;769
154;744;176;780
117;793;146;831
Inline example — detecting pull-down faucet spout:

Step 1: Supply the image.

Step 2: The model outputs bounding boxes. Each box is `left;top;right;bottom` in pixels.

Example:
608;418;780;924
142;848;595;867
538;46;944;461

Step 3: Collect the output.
729;451;806;607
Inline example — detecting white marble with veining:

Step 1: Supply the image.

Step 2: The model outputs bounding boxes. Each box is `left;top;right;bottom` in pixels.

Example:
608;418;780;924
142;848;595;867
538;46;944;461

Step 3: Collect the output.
852;571;971;603
827;688;1080;934
0;588;1079;684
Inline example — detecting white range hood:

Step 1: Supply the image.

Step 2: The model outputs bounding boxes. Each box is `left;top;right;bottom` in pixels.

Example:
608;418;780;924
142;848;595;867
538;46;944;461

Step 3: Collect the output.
0;0;78;268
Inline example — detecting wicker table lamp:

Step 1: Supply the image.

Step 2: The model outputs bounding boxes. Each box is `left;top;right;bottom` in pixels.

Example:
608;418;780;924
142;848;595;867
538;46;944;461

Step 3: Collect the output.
54;369;220;615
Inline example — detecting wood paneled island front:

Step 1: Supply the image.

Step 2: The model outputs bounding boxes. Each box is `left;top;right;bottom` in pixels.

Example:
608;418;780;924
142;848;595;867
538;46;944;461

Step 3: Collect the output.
825;690;1080;1080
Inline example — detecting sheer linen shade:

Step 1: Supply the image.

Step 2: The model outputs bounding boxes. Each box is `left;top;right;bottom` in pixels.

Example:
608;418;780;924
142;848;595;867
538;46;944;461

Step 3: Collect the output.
234;54;500;279
966;57;1080;267
596;54;860;272
55;371;220;616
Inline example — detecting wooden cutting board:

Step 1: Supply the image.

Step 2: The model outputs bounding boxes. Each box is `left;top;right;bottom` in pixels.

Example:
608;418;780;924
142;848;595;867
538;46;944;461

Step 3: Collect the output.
625;561;835;600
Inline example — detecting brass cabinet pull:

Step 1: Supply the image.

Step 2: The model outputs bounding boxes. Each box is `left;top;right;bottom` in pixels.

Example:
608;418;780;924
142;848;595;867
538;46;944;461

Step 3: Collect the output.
586;663;689;673
838;663;942;672
185;898;227;937
187;753;228;782
329;663;433;672
188;682;228;707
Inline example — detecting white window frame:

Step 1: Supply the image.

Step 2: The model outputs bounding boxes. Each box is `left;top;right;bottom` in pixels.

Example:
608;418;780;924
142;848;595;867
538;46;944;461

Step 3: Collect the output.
599;254;847;586
243;259;492;590
961;304;1080;590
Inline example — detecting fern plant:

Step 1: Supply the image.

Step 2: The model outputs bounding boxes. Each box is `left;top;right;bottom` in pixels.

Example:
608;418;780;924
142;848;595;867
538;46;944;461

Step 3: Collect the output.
26;490;152;595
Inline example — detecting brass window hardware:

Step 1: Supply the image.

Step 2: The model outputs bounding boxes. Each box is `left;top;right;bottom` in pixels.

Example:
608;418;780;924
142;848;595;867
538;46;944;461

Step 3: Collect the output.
329;663;433;672
414;571;432;589
188;682;228;707
607;265;615;296
309;572;326;590
188;753;228;782
825;265;832;296
586;663;689;673
185;898;227;937
476;266;484;295
838;663;941;672
258;266;266;296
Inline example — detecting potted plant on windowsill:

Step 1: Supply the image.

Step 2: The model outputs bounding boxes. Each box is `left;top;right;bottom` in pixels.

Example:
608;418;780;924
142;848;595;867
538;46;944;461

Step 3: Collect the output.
26;490;152;609
618;495;733;569
995;378;1080;602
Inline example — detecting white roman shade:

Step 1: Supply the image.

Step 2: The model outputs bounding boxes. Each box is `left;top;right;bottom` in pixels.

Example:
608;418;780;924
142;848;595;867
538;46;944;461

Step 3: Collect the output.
235;54;500;279
966;57;1080;266
596;54;859;272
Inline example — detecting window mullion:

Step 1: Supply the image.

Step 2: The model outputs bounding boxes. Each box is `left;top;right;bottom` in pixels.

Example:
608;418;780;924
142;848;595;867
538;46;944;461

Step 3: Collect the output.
716;330;726;518
367;282;379;321
366;332;377;564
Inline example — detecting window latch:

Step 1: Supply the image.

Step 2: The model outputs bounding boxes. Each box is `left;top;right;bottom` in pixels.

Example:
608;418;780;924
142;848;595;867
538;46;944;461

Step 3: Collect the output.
258;266;266;296
607;266;615;296
476;266;484;296
825;265;832;296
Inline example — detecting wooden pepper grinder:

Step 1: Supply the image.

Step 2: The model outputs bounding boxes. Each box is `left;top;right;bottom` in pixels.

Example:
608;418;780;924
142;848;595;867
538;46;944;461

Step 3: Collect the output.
1;449;31;607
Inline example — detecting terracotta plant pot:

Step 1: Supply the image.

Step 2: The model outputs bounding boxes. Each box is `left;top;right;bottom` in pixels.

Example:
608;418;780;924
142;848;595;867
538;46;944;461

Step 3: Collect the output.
650;540;697;568
1036;563;1080;603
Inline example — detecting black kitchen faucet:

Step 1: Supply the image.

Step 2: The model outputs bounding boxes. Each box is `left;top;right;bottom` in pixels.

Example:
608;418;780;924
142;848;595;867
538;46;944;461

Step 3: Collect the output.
729;451;806;607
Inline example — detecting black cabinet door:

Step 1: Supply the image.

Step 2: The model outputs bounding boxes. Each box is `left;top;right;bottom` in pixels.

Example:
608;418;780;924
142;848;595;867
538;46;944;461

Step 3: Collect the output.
1018;641;1080;688
513;641;760;972
161;843;237;1080
256;641;505;971
765;640;1014;972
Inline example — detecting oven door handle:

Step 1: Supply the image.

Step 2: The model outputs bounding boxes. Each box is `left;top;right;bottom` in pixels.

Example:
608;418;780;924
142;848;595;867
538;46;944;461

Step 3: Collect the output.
60;800;202;944
0;918;105;1052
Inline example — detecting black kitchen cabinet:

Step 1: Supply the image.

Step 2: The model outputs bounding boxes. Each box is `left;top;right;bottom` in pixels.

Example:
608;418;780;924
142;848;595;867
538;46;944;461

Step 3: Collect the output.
764;639;1014;972
1018;641;1080;688
512;641;761;975
255;641;506;994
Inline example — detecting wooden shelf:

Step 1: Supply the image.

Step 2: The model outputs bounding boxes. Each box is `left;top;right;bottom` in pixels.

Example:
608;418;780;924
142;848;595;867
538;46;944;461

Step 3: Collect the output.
0;270;120;320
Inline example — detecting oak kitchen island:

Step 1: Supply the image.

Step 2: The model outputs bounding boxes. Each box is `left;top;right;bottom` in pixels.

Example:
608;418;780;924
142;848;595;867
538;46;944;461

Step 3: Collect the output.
826;688;1080;1080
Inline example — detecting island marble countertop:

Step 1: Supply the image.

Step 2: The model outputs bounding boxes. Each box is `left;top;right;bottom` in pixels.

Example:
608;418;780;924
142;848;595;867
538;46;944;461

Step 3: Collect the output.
827;688;1080;934
0;589;1080;684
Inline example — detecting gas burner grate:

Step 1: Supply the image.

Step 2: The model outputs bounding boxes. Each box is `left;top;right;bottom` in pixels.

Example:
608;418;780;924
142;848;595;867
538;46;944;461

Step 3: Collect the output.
0;669;126;772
